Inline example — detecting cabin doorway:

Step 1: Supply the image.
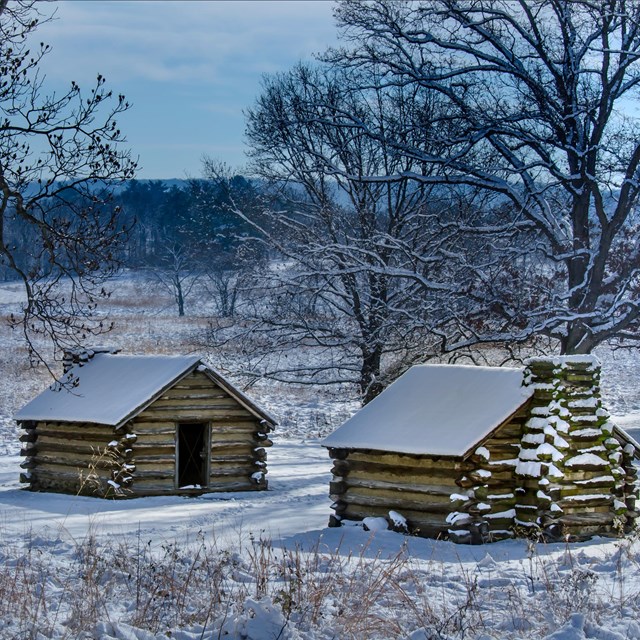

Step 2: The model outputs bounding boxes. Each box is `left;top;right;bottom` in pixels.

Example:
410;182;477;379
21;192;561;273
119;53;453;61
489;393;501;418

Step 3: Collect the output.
177;423;209;488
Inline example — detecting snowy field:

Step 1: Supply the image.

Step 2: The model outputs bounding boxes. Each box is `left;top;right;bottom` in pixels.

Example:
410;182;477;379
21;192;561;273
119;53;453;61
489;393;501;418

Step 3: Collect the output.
1;274;640;639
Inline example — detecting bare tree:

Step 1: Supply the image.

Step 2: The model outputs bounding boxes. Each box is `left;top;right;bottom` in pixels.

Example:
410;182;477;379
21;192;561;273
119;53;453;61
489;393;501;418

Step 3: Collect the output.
150;240;201;317
210;64;476;402
331;0;640;354
0;1;136;363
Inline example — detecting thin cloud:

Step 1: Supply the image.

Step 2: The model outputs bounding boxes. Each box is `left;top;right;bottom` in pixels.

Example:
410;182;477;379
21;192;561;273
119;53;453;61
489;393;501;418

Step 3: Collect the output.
29;1;338;178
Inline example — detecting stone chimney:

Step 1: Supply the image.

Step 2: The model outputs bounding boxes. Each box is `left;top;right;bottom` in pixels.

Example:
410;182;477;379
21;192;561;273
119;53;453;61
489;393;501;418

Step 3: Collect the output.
516;355;634;540
62;346;121;374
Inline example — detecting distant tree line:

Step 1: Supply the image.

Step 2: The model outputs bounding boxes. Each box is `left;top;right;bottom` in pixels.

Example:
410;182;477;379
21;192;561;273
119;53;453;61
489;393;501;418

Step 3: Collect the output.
114;177;259;267
114;175;271;317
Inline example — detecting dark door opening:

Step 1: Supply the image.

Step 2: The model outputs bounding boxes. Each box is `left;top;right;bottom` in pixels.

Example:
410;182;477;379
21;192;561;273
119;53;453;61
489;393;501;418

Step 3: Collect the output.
177;423;208;488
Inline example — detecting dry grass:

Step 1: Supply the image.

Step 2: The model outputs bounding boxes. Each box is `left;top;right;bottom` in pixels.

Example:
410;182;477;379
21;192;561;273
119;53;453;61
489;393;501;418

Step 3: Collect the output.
0;527;639;639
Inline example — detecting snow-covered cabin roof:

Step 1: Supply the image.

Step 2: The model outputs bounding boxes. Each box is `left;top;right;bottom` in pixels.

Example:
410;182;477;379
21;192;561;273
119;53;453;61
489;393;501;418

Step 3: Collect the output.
15;353;276;429
322;364;534;457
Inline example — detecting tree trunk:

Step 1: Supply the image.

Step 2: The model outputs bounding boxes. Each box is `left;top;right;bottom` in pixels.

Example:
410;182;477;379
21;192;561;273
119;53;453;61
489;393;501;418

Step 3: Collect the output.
361;347;383;405
176;279;185;316
561;323;594;355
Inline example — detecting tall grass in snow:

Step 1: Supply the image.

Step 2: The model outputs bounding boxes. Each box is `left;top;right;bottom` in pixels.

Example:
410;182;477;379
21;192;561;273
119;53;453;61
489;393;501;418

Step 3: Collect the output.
0;527;640;639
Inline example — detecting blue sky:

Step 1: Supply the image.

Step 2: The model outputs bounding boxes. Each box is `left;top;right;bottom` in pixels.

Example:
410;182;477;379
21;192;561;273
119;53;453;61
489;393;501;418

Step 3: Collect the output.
34;1;338;179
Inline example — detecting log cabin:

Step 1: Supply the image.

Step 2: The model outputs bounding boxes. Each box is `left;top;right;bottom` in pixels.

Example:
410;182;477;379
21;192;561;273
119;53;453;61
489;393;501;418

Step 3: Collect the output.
16;348;276;497
323;356;639;543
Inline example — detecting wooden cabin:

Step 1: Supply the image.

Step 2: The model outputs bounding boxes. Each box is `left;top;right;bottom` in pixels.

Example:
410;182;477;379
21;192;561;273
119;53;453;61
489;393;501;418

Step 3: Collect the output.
323;356;639;543
16;349;275;497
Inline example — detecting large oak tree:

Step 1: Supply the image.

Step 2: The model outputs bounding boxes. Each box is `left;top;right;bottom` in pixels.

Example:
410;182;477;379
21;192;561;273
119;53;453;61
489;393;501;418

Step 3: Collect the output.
331;0;640;354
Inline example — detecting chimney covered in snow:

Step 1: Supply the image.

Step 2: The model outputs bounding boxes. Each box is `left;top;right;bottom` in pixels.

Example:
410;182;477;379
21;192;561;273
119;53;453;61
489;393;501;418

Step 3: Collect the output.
516;355;635;539
62;347;121;374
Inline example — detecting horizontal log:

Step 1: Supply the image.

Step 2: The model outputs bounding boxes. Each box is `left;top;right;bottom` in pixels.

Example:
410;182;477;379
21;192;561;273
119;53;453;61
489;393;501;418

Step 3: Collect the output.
559;512;616;526
128;479;260;496
33;463;113;480
206;478;260;490
495;424;526;439
32;454;116;470
346;451;471;470
344;475;460;497
36;437;111;453
36;430;113;445
138;406;252;417
135;409;254;422
484;461;518;474
170;381;220;391
30;441;114;457
343;479;452;510
127;432;168;446
559;496;613;509
210;453;255;464
481;443;521;457
30;467;111;484
344;488;452;514
210;438;261;449
37;422;114;436
127;477;175;489
484;499;517;514
28;479;80;494
561;469;614;483
149;425;261;441
210;464;259;477
343;461;472;484
130;432;176;444
149;398;242;410
194;443;261;456
340;504;449;531
129;469;175;480
130;421;176;432
211;423;261;433
345;462;464;484
133;457;175;467
132;444;175;455
485;466;522;480
160;388;230;400
173;372;219;387
558;483;615;496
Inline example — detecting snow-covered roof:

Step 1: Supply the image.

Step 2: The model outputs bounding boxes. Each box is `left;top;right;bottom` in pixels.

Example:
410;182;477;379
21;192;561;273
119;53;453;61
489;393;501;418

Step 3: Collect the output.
322;364;534;457
15;353;276;428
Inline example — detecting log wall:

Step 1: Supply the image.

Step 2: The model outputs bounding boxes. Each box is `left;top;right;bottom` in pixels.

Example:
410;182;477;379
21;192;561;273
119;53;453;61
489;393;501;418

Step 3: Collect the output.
327;414;525;543
328;448;476;539
20;421;122;496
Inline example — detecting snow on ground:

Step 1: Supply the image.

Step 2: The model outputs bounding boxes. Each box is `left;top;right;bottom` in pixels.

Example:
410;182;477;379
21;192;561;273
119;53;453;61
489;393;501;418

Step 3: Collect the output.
0;440;332;544
0;276;640;638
